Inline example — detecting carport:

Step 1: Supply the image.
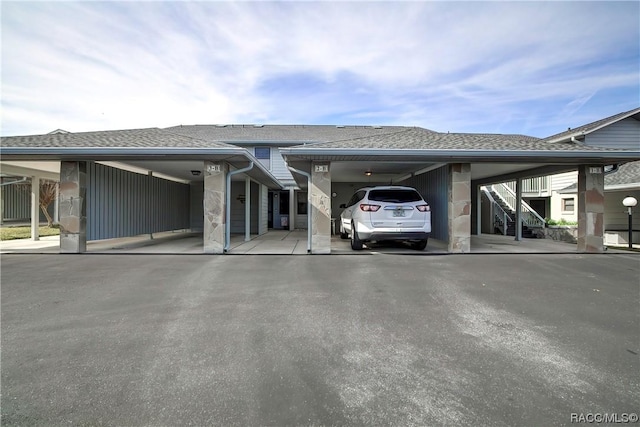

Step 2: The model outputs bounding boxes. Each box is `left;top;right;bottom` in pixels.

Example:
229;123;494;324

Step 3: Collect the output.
280;129;639;254
2;119;639;255
0;128;284;254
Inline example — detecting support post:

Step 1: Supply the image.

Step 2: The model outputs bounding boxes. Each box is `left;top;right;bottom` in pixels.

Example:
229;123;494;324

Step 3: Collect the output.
59;162;87;253
289;188;295;231
203;161;228;254
577;165;605;253
245;177;251;242
476;185;482;235
310;162;331;254
448;163;471;253
31;176;40;241
515;178;522;241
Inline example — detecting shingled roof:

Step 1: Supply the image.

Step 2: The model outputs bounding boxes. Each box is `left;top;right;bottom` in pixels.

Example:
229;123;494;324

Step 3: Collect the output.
283;127;626;152
606;161;640;187
165;124;419;144
1;127;235;149
543;107;640;143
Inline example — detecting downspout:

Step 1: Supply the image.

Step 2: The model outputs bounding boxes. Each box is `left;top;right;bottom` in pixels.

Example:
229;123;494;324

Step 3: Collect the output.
287;165;312;253
224;162;254;252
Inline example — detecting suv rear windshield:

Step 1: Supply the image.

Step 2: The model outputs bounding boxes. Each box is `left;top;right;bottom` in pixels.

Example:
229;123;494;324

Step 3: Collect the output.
368;189;423;203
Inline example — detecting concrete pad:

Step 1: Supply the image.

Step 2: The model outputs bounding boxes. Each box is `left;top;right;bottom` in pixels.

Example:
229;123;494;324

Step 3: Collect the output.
0;235;60;253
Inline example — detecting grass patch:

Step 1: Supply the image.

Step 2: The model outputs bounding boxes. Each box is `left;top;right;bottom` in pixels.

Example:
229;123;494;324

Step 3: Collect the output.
0;226;60;241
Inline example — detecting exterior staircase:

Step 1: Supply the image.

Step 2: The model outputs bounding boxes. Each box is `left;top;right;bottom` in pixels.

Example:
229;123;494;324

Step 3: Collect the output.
483;184;546;238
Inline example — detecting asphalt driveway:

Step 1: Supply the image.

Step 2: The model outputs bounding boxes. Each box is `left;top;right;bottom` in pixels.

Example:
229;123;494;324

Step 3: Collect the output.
1;253;639;426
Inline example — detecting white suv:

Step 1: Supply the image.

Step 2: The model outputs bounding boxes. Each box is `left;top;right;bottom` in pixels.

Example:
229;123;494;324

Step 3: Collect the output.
339;186;431;251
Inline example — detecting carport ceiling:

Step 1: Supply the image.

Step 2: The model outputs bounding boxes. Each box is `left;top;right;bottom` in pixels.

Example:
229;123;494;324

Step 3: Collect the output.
315;161;574;183
120;160;269;183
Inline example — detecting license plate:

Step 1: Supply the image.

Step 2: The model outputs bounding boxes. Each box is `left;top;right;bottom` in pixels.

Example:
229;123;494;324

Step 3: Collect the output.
393;208;405;217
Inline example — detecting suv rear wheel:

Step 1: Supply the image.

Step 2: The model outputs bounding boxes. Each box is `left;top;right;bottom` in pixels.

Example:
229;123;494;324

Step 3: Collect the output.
350;222;363;250
412;239;428;250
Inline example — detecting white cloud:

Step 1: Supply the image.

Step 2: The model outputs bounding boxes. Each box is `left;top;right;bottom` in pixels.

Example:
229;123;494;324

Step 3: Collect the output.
1;1;638;136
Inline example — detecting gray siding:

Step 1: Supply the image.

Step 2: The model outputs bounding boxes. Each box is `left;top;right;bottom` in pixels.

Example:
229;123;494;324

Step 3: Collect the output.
1;180;55;222
87;163;190;240
229;180;259;234
2;183;31;220
604;189;640;230
259;184;268;234
190;182;204;232
585;118;640;149
271;148;294;182
330;182;387;218
398;166;449;241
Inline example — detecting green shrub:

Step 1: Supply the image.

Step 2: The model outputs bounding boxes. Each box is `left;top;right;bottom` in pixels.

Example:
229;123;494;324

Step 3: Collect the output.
546;218;577;226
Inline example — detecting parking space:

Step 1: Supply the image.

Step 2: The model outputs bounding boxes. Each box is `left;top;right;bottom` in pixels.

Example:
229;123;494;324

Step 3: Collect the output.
2;252;638;426
3;230;635;255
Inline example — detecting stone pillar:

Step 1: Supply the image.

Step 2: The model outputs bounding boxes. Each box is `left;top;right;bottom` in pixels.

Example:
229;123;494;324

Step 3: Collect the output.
577;165;605;253
59;162;86;253
31;176;40;241
311;162;331;254
448;163;471;253
203;161;228;254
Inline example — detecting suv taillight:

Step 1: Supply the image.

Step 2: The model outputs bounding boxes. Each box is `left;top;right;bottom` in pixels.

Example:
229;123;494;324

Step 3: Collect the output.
416;204;430;212
360;204;381;212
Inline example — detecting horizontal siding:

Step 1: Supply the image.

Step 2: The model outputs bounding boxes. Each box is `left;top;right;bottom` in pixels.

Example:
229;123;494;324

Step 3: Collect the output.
87;163;190;240
604;189;640;230
550;171;577;191
585;118;640;149
270;148;294;181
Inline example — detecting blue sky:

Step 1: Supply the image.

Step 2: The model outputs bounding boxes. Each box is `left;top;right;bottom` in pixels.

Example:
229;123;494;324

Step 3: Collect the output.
1;1;638;137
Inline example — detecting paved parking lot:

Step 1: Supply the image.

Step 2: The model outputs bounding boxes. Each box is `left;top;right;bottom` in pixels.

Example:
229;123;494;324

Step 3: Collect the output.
2;253;639;426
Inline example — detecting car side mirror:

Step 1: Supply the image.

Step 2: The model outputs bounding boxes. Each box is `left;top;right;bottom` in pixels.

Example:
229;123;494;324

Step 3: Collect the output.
339;204;346;209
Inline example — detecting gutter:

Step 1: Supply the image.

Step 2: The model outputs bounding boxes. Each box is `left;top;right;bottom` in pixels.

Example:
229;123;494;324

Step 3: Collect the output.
0;177;29;187
278;147;640;161
287;165;312;253
225;162;254;253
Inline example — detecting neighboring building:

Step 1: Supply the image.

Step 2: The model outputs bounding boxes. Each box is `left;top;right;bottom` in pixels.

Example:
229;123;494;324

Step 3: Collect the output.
482;108;640;242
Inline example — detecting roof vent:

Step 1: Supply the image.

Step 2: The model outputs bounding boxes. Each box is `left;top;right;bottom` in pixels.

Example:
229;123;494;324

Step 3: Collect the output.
373;126;382;129
253;124;264;128
336;125;345;128
215;124;227;127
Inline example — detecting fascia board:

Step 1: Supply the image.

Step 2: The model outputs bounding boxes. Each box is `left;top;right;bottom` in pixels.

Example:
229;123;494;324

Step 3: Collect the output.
279;148;640;162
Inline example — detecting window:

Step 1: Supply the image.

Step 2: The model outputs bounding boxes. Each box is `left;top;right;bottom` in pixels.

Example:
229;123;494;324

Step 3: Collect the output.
368;189;422;203
254;147;270;159
254;147;270;169
562;198;575;212
297;192;308;215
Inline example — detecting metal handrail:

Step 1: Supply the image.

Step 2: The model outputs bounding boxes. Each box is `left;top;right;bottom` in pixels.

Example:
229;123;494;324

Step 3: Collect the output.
489;183;546;228
482;187;510;235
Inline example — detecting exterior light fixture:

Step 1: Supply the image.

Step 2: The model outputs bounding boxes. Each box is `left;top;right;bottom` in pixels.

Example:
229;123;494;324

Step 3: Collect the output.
622;196;637;249
191;170;201;176
364;170;372;176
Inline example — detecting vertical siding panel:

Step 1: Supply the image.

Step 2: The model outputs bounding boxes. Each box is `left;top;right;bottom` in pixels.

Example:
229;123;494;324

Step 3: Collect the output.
398;165;448;241
86;163;190;240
